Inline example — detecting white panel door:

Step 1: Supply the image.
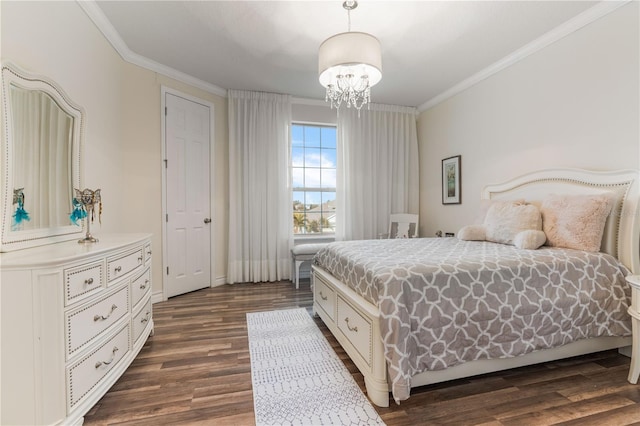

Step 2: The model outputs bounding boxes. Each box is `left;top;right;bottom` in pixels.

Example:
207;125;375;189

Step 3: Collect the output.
165;93;211;298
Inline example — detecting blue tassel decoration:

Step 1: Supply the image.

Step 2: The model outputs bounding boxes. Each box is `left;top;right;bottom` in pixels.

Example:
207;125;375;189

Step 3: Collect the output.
12;202;30;230
70;198;87;226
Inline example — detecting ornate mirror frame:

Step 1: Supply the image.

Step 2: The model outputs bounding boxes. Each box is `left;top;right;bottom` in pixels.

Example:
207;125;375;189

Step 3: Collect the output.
1;62;84;251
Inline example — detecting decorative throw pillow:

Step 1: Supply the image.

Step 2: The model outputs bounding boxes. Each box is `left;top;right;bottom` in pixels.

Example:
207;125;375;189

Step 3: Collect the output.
457;225;486;241
484;200;543;245
513;230;547;250
541;193;614;252
473;198;525;225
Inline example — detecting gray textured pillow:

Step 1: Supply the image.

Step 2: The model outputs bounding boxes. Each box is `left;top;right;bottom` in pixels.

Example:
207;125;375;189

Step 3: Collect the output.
541;193;614;252
484;200;543;245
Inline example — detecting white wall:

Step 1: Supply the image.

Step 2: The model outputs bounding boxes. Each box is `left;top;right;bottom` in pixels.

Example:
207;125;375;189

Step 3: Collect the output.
1;1;229;294
292;102;337;125
417;3;639;238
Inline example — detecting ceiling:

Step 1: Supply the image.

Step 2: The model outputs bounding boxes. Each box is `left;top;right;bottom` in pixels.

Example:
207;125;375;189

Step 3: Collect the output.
93;1;601;108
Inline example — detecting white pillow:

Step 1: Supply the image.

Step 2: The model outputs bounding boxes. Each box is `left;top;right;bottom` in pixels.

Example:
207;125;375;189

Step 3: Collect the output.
484;200;543;245
457;225;486;241
473;198;525;225
541;193;614;252
513;230;547;250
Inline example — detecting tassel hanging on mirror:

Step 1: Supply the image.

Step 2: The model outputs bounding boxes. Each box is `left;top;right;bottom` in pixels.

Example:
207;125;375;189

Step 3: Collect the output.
12;188;30;230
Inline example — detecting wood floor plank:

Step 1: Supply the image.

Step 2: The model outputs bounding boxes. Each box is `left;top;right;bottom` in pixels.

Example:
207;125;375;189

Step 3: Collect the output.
499;394;635;426
490;392;572;420
83;280;640;426
556;402;640;426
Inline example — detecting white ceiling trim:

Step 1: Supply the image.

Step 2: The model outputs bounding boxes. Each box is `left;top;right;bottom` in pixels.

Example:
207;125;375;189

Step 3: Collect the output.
77;0;228;97
78;1;627;110
417;0;629;112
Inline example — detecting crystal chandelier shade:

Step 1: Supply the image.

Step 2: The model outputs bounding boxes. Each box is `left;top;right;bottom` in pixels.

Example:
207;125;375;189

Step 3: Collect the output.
318;2;382;112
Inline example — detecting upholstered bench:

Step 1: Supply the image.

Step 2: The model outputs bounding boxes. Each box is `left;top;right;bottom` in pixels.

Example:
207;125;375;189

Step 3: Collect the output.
291;243;329;289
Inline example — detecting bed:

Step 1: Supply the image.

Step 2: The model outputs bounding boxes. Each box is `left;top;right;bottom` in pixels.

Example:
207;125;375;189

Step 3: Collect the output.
311;168;640;407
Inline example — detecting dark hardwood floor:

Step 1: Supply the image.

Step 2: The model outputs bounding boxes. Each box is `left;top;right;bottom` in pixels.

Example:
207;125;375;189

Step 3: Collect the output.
84;280;640;426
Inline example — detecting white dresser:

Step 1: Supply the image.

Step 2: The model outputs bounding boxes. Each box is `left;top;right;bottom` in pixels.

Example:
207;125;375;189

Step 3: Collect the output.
1;234;154;425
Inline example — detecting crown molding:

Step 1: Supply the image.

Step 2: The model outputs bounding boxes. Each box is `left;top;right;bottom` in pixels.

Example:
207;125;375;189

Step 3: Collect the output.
77;0;628;109
417;0;630;113
77;0;228;98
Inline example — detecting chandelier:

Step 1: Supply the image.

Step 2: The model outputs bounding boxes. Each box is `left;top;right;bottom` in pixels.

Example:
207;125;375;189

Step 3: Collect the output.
318;1;382;113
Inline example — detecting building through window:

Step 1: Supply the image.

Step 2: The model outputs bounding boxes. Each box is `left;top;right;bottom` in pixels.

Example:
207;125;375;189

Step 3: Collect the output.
291;123;336;235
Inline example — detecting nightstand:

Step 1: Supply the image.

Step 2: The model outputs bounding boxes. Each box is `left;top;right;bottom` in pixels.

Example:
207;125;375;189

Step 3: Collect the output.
626;275;640;384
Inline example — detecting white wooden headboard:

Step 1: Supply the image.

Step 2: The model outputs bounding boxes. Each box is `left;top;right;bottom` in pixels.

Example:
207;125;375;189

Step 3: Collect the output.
482;169;640;274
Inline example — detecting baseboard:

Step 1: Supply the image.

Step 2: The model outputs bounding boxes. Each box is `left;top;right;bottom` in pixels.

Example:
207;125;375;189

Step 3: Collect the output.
151;291;165;304
214;276;226;286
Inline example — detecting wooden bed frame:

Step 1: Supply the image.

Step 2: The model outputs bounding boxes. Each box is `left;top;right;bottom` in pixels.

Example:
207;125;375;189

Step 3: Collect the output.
312;168;640;407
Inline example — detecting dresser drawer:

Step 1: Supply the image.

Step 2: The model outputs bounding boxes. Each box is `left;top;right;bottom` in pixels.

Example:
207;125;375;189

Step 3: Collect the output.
314;275;336;321
144;242;152;267
67;324;131;411
131;267;151;309
132;298;152;344
107;246;144;283
64;261;105;306
337;296;372;367
66;284;130;359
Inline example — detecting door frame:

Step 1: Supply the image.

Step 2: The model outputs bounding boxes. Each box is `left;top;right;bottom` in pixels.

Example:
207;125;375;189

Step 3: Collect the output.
160;86;215;302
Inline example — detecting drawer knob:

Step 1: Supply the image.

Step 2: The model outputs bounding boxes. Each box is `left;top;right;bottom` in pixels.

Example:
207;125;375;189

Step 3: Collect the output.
319;291;328;301
84;277;95;285
138;256;143;263
95;346;119;369
94;304;118;322
344;317;358;333
140;279;149;290
141;311;151;324
147;250;152;256
114;266;122;273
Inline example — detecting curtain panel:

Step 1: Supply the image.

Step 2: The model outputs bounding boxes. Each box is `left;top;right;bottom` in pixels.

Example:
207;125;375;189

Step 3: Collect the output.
227;90;292;283
12;87;72;229
336;104;419;241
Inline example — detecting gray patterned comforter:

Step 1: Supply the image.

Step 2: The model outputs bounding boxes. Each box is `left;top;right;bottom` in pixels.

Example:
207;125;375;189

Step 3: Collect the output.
313;238;632;403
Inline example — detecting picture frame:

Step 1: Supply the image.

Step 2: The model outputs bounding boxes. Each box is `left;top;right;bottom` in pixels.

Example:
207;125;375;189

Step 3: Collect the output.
442;155;461;204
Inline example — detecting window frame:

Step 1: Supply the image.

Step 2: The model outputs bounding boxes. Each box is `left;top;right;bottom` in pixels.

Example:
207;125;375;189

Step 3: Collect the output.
290;121;337;238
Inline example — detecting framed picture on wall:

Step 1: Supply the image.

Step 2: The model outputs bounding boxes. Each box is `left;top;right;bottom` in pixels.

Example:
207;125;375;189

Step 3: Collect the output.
442;155;461;204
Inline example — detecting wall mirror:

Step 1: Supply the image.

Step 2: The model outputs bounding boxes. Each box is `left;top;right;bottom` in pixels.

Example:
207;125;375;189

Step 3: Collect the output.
1;62;83;251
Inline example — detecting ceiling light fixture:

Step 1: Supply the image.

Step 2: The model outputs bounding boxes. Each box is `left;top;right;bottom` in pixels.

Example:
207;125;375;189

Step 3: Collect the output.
318;1;382;114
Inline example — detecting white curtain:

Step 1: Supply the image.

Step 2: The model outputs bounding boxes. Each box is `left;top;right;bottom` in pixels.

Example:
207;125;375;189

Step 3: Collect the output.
336;104;419;241
227;90;292;283
11;86;72;229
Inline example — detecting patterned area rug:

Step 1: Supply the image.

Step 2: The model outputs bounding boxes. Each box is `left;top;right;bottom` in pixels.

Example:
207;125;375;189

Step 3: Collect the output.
247;308;385;426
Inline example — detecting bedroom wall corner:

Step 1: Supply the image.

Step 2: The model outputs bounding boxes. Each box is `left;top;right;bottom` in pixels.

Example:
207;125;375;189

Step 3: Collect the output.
0;1;230;295
416;2;640;238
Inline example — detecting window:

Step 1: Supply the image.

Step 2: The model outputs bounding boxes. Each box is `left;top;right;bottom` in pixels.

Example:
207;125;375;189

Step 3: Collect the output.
291;123;336;235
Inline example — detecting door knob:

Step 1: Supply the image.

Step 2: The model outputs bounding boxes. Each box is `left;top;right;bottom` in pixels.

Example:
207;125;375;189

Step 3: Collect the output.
204;218;211;224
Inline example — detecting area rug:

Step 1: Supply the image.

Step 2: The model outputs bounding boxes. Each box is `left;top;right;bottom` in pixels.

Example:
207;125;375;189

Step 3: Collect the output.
247;307;385;426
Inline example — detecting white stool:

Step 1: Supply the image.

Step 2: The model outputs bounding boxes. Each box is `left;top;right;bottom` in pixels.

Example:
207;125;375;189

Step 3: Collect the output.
291;243;328;289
